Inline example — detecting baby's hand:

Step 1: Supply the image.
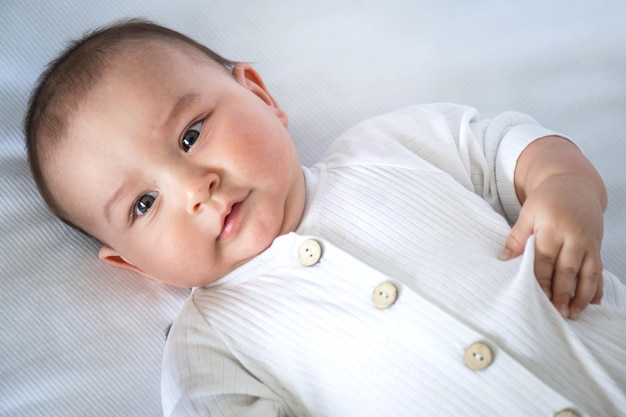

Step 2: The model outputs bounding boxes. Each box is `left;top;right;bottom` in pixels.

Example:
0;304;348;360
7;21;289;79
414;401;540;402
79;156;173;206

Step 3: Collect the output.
500;175;604;319
498;136;607;320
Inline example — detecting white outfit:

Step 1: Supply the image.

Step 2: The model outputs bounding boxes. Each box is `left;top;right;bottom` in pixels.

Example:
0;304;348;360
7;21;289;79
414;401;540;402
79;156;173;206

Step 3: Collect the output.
162;104;626;417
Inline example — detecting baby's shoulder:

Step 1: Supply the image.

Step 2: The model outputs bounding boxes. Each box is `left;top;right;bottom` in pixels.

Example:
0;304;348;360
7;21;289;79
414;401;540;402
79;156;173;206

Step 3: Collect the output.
320;104;466;170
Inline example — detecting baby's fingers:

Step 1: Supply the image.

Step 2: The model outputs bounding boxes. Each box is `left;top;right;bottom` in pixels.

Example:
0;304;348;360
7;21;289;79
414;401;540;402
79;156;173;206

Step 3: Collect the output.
549;241;586;318
499;215;533;261
532;237;561;300
568;254;603;319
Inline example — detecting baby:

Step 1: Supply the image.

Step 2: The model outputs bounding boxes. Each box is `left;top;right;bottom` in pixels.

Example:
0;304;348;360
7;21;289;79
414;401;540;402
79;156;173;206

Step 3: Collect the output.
25;20;625;417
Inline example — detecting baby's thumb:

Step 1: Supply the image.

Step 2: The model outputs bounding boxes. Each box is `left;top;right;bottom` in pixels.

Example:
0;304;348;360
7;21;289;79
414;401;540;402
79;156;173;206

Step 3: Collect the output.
499;222;532;261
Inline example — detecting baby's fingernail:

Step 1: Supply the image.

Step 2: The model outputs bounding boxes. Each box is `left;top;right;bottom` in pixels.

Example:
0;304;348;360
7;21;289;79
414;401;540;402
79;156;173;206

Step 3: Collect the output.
542;287;552;299
557;304;569;319
498;248;512;260
569;307;581;320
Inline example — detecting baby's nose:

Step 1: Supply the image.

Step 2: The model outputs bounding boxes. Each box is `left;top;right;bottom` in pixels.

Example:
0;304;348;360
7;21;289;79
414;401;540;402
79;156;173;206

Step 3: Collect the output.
184;172;219;214
187;187;207;213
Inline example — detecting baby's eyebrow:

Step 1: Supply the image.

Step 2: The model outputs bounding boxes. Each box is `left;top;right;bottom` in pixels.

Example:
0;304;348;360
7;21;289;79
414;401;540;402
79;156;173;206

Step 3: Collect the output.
166;93;201;127
104;179;128;224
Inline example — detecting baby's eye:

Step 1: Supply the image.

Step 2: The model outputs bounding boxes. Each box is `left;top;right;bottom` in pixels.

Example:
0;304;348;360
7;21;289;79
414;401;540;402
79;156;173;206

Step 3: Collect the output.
132;191;158;219
181;121;203;152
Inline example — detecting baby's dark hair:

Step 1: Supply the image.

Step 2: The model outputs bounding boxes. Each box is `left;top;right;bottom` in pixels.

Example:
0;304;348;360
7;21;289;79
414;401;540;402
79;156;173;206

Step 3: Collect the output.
24;18;236;224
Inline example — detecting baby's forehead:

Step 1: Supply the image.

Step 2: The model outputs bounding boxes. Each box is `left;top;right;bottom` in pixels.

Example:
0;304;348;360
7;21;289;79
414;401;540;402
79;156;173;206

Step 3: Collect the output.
89;40;229;105
56;37;233;152
62;44;221;142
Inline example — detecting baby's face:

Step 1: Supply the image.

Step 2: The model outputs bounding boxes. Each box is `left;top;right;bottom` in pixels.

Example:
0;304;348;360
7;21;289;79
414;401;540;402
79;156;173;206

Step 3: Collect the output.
47;44;305;287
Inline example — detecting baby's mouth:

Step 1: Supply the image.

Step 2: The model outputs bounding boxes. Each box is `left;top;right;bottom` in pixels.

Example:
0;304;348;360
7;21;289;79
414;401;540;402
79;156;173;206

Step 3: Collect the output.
218;200;243;241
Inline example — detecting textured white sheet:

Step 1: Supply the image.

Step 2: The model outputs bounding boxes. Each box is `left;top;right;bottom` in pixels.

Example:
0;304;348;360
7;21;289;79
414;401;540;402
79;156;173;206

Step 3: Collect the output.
1;1;625;416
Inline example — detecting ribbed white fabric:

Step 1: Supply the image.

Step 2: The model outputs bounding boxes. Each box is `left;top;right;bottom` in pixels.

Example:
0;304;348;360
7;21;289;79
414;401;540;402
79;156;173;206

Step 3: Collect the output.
162;104;626;417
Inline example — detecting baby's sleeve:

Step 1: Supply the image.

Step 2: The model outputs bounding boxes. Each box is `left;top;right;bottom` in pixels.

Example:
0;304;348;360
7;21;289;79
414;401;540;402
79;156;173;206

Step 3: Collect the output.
161;296;286;417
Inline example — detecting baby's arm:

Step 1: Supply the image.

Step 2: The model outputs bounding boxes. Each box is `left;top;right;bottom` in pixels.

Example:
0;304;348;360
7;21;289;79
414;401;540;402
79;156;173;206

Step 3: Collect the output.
499;136;607;319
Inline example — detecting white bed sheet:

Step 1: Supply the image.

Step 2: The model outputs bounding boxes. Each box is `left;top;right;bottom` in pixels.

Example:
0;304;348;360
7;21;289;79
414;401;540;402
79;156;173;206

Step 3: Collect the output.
1;1;625;416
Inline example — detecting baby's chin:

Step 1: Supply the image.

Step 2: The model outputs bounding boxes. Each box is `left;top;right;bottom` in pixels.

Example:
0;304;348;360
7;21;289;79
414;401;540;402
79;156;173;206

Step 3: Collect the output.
181;250;265;288
208;234;280;285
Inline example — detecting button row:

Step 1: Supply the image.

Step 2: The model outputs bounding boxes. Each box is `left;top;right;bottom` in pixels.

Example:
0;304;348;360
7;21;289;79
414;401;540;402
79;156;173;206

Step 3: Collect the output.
297;239;580;417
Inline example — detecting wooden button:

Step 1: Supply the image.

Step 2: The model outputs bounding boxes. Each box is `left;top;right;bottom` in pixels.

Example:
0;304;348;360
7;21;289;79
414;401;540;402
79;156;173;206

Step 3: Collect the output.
464;342;493;371
298;239;323;266
554;410;580;417
372;282;398;309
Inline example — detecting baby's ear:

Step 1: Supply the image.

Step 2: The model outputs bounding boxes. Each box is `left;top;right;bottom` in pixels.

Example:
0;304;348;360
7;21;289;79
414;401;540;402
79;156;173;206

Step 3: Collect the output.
98;245;154;280
232;63;288;127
